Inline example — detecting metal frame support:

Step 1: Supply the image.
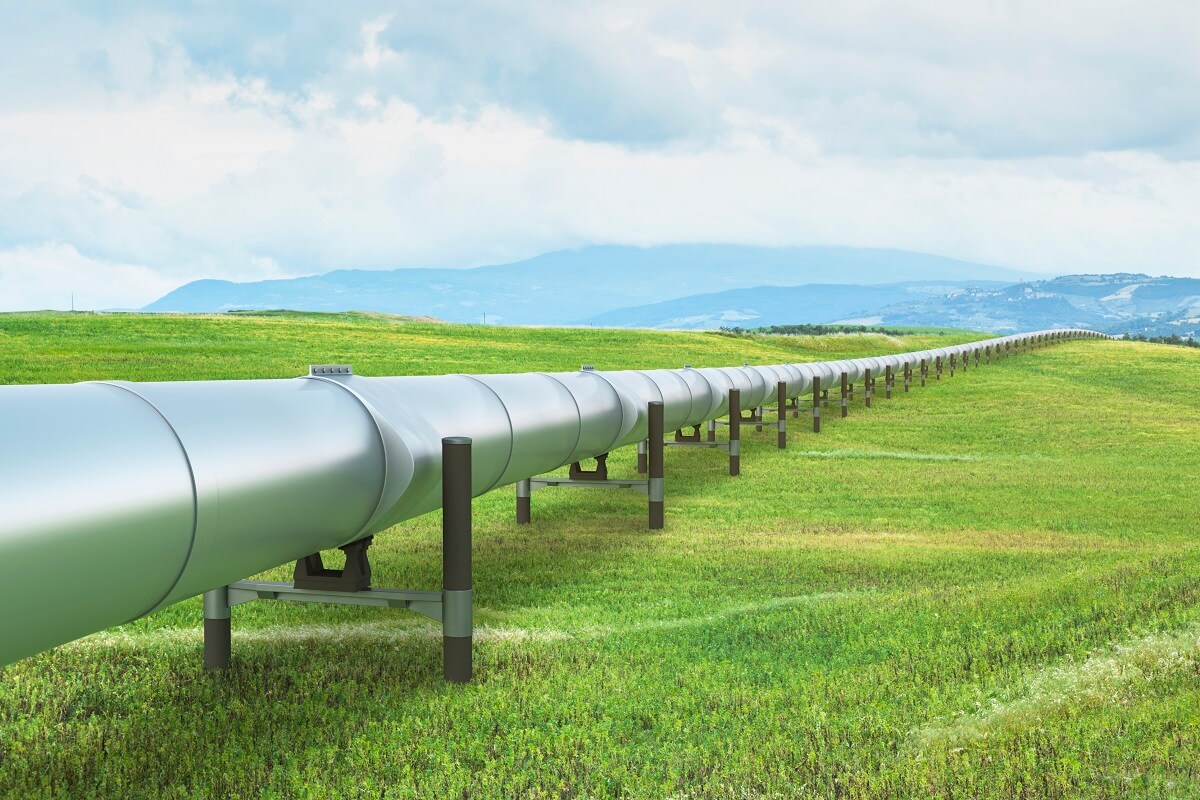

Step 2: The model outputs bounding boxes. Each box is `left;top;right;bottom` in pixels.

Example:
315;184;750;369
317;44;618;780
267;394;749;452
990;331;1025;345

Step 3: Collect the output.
636;440;648;474
920;358;927;387
517;402;664;529
203;587;231;670
950;353;956;377
516;478;531;523
203;436;475;683
864;368;872;409
729;388;741;475
885;365;893;399
812;376;821;433
840;371;849;418
442;436;473;683
903;361;911;393
776;381;787;449
936;356;943;380
647;401;665;528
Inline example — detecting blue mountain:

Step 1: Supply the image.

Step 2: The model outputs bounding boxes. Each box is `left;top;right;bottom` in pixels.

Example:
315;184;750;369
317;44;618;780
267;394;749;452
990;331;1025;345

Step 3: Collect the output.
143;244;1037;325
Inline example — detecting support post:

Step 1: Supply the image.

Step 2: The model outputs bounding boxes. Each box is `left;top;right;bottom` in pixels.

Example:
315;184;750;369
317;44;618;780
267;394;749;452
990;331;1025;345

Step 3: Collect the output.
516;478;531;524
903;361;911;393
864;368;872;408
203;587;231;671
841;371;849;418
648;401;665;529
812;376;821;433
920;358;927;387
755;407;763;433
885;365;893;399
729;388;741;476
776;381;787;449
974;348;980;367
442;436;473;684
936;356;943;380
707;419;716;442
949;353;956;377
636;440;648;474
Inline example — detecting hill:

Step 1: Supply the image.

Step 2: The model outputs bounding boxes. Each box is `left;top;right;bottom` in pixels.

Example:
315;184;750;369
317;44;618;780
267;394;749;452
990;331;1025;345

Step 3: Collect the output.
585;273;1200;337
142;244;1037;324
580;280;1007;329
872;273;1200;336
2;311;1198;797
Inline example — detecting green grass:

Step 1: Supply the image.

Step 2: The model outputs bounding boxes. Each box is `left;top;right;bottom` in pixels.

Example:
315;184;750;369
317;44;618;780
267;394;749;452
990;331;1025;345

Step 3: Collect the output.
1;311;1198;799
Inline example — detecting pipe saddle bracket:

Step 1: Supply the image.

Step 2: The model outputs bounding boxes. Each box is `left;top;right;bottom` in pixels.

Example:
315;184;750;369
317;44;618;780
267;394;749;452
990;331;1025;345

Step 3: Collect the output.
568;454;609;481
292;536;373;592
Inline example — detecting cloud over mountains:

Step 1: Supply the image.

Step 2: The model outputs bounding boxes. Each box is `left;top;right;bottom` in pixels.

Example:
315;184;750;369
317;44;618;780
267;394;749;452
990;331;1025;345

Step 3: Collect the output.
1;2;1198;310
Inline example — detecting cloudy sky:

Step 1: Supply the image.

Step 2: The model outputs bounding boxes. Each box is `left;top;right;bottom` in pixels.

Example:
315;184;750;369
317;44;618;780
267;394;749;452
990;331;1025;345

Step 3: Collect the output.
1;1;1198;310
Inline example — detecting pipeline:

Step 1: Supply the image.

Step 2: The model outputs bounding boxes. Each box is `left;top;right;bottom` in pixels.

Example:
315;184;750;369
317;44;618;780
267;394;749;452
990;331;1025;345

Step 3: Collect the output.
0;329;1109;666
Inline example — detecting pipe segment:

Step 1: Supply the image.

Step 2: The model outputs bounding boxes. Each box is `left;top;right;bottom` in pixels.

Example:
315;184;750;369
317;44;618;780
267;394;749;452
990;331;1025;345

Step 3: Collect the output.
0;328;1107;665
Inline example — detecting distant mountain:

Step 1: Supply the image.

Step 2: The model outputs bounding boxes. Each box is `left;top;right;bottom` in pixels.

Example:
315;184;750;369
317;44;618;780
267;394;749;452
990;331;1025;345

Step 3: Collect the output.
143;245;1037;324
578;281;1008;329
869;274;1200;336
587;273;1200;337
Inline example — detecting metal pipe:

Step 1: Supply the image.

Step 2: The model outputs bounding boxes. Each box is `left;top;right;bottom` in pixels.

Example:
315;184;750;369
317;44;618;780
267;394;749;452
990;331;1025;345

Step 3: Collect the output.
0;329;1104;665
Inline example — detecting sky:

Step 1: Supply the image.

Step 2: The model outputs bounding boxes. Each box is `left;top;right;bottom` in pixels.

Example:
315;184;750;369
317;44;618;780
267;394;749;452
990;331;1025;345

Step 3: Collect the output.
1;1;1198;310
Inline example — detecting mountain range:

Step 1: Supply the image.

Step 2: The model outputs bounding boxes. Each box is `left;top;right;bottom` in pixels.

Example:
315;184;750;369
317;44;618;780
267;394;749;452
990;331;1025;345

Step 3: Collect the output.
144;245;1034;325
143;245;1199;336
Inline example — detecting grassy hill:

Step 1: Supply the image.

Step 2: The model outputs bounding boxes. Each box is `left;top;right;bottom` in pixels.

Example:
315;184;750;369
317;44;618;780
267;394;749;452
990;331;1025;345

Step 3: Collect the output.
1;312;1198;798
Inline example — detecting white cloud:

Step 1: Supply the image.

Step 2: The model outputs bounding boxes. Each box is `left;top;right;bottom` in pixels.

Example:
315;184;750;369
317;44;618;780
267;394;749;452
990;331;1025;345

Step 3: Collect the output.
0;243;179;311
0;0;1197;311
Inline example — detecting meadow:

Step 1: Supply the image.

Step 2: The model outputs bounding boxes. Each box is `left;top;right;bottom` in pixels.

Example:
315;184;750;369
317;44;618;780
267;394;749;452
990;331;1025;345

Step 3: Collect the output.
0;311;1197;799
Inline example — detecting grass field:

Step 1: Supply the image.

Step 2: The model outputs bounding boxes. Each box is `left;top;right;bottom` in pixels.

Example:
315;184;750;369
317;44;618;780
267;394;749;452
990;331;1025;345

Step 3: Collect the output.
1;311;1198;799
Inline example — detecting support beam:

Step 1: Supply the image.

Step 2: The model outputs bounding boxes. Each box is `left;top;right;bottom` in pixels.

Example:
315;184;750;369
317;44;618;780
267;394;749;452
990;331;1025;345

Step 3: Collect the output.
729;388;741;475
885;365;893;399
812;376;821;433
920;358;927;387
840;371;848;418
202;587;230;671
441;436;473;684
776;381;787;449
516;478;531;524
864;368;872;409
636;440;647;474
903;361;911;393
648;401;665;529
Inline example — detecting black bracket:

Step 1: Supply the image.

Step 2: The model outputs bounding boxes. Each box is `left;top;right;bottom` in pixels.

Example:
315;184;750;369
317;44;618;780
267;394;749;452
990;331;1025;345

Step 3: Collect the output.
569;454;609;481
674;425;703;443
293;536;374;592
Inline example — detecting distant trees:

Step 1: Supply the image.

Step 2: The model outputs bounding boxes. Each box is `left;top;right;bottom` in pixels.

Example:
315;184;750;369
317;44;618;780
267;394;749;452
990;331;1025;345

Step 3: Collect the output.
719;323;918;337
1124;332;1200;348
